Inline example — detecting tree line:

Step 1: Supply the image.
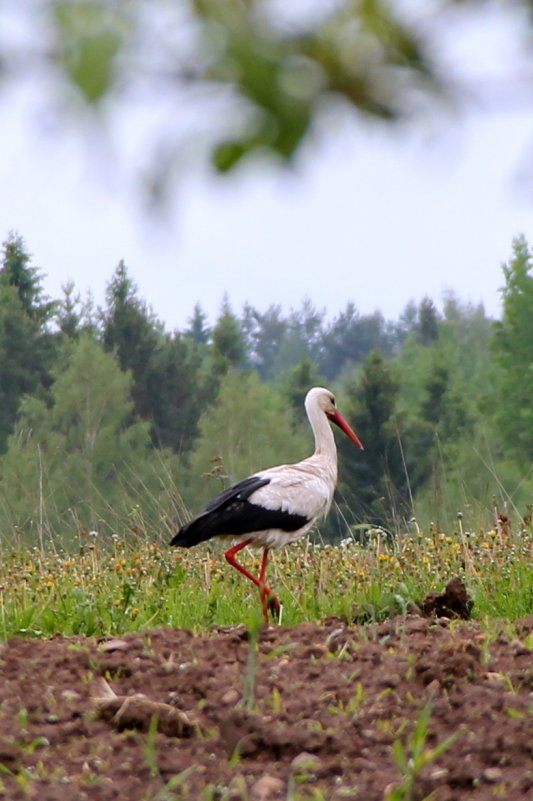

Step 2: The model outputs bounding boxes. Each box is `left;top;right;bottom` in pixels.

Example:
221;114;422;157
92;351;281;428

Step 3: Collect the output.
0;231;531;547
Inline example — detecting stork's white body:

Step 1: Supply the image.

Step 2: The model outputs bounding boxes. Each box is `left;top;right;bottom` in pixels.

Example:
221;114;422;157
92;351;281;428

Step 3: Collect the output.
240;470;329;547
245;453;338;549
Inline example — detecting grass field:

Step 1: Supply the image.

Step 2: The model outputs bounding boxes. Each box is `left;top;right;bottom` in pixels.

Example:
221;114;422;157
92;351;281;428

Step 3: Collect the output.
1;516;531;640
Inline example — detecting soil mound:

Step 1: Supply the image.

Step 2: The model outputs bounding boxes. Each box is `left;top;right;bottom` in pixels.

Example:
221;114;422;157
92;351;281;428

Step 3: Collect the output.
419;577;474;620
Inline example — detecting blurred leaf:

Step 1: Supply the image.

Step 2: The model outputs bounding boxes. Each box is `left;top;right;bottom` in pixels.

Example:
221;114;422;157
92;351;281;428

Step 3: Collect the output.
213;139;257;172
52;2;126;103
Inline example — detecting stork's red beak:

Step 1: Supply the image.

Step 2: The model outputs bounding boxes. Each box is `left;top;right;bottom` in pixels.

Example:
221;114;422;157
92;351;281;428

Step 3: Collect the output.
328;410;364;450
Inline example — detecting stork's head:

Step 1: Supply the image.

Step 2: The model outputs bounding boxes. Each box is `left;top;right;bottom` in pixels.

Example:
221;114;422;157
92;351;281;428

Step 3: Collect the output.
305;387;364;449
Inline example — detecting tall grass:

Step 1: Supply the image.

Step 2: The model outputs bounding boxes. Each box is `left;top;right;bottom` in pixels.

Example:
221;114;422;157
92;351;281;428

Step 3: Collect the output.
0;513;531;640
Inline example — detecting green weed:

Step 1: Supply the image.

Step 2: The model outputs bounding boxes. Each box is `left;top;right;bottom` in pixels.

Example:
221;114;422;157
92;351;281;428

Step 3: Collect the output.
387;703;459;801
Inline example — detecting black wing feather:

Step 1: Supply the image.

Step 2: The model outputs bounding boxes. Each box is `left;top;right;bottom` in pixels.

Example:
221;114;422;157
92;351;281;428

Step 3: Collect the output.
170;474;309;548
204;476;270;513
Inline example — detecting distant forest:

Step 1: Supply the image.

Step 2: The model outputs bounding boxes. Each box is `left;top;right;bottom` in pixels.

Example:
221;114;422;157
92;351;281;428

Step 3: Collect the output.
0;231;532;548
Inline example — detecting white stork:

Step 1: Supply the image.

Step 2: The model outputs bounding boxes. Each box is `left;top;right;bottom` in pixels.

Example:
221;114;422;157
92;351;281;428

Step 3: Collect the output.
170;387;364;623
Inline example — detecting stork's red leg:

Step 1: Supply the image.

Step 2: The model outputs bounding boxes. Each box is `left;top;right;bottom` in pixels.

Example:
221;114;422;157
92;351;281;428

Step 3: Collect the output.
225;540;279;623
259;547;269;583
258;548;281;620
259;548;270;621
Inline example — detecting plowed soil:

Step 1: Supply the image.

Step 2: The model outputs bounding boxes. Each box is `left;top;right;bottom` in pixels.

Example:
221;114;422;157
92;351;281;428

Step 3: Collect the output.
0;610;532;799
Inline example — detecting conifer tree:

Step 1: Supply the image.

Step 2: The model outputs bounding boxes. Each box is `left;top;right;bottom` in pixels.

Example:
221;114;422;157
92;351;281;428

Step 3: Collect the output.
0;234;55;451
210;297;247;374
241;303;287;379
279;357;324;430
491;235;533;463
57;281;83;340
55;281;100;342
405;360;472;494
102;261;207;453
337;350;407;529
148;332;204;454
416;296;440;345
185;303;210;345
0;232;55;324
321;304;396;379
102;260;161;420
268;300;325;376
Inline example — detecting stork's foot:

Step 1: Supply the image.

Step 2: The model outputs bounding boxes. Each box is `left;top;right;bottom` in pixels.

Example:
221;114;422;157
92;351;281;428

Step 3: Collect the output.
267;594;281;620
260;593;281;625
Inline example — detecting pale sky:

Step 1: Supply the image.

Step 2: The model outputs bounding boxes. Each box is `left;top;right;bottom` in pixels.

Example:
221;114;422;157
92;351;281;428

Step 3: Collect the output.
1;3;533;330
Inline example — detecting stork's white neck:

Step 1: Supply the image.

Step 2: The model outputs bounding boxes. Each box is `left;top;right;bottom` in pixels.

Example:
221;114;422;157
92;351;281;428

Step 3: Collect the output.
306;398;338;465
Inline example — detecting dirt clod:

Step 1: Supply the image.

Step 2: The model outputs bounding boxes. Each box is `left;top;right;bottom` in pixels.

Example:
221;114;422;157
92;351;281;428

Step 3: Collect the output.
221;688;240;705
250;774;285;800
92;677;196;737
419;576;474;619
290;751;322;774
